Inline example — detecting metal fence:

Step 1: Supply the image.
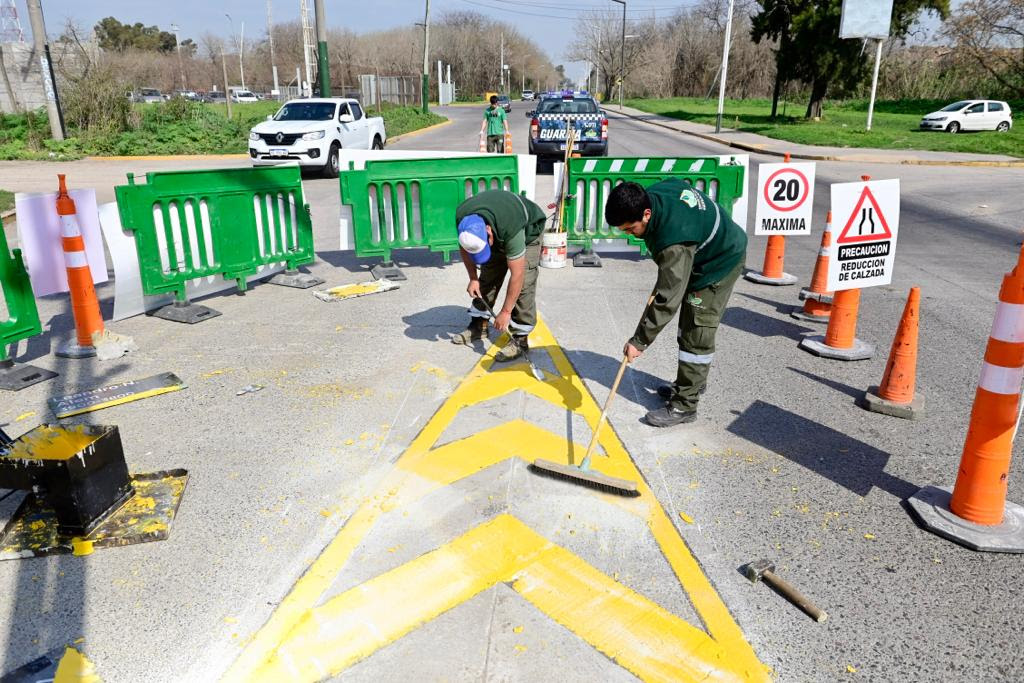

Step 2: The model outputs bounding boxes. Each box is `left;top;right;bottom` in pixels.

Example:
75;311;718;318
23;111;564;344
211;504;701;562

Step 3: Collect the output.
359;75;421;108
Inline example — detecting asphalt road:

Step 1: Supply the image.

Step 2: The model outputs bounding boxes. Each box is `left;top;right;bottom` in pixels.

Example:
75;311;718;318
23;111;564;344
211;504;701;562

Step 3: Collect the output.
1;102;1023;682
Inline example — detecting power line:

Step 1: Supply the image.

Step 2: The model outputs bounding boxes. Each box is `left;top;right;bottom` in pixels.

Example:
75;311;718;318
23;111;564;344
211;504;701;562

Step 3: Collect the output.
488;0;687;11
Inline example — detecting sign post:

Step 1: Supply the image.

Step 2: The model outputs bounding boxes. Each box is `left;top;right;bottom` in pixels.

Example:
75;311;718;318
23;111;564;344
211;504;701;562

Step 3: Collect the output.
800;175;899;361
745;157;815;286
839;0;894;131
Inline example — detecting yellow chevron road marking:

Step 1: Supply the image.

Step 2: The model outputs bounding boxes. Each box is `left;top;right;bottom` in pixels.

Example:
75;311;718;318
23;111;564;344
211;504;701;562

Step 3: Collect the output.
223;318;767;682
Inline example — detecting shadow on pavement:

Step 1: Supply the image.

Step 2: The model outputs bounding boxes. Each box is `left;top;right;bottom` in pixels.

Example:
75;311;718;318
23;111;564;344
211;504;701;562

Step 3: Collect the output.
788;366;862;400
316;248;455;275
726;400;917;499
736;291;803;317
402;305;471;342
722;306;813;340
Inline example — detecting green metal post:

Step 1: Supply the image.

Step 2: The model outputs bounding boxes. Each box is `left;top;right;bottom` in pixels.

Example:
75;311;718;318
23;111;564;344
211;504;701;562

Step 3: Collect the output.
314;0;330;97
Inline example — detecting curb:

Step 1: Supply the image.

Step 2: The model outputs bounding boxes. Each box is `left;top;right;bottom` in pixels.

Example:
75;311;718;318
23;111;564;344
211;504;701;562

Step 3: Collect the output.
386;118;453;144
1;208;14;227
87;154;249;161
615;109;1024;167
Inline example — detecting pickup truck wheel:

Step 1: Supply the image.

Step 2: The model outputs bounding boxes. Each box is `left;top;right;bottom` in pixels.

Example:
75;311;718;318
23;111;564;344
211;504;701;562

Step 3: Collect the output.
322;143;340;178
372;136;384;150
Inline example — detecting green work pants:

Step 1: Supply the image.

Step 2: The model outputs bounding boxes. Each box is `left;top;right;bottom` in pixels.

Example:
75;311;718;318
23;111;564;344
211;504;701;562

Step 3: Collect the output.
669;261;743;411
486;135;505;153
469;241;540;335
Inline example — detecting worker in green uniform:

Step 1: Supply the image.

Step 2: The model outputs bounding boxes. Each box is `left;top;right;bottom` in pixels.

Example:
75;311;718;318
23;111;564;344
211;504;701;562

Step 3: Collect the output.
452;190;546;362
481;95;510;153
605;179;747;427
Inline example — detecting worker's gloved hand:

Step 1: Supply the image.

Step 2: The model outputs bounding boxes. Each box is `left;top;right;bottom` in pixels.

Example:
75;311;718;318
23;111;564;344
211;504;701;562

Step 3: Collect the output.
494;309;512;333
467;279;482;300
623;342;643;364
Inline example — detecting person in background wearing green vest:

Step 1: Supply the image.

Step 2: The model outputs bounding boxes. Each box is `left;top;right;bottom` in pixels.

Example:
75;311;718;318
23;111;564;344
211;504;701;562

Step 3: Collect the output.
452;190;547;362
605;179;747;428
481;95;510;153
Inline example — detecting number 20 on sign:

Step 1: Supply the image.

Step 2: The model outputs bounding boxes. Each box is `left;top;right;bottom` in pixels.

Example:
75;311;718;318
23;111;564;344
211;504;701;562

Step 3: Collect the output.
826;178;900;292
754;161;816;235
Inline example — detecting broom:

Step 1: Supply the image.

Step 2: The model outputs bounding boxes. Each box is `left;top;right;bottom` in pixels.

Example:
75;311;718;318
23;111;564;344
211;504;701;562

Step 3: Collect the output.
530;294;656;497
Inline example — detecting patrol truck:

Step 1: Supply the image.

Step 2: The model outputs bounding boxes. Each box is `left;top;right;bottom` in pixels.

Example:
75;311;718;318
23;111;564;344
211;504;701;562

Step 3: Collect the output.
526;91;608;161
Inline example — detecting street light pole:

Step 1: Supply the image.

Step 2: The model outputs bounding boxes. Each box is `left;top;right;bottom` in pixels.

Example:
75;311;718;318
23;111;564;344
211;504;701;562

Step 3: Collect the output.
611;0;625;111
266;0;279;96
715;0;734;133
313;0;329;96
170;23;186;90
421;0;430;113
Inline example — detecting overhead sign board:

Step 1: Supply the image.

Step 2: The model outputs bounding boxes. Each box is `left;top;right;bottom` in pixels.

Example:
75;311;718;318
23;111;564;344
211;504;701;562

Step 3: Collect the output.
754;161;816;235
839;0;894;39
827;178;900;291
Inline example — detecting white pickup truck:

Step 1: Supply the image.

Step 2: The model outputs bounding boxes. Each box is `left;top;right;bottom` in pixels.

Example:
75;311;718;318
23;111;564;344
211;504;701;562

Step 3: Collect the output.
248;98;387;177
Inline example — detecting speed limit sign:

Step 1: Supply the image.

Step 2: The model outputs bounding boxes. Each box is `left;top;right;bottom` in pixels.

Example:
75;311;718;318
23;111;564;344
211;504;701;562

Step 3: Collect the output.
754;161;816;235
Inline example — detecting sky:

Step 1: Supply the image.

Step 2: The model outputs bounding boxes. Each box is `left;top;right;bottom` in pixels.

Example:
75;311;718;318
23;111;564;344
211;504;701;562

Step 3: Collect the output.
14;0;955;84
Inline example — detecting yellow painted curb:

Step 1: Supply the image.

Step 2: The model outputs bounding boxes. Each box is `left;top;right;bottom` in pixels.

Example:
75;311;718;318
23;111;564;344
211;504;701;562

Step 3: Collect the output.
386;118;453;144
86;154;249;161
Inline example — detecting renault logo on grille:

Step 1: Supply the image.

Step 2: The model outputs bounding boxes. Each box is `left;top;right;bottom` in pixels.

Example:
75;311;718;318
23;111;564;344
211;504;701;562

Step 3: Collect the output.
275;132;285;143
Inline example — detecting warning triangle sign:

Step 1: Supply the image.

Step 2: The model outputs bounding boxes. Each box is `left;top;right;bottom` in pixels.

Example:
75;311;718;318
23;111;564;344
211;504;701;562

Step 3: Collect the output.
837;186;893;244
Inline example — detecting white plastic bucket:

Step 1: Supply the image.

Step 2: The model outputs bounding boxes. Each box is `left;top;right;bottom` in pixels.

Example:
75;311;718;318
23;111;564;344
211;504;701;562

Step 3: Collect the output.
539;231;567;269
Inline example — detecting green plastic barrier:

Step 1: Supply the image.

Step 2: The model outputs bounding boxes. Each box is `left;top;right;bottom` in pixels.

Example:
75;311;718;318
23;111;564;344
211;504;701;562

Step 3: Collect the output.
341;156;520;262
0;227;43;363
563;156;747;254
114;166;315;302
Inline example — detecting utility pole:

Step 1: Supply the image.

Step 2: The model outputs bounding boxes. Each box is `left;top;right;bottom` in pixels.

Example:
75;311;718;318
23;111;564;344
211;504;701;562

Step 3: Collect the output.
715;0;734;133
499;32;504;93
170;24;186;90
221;45;233;119
314;0;329;96
266;0;279;96
421;0;430;113
239;21;246;90
611;0;625;111
300;0;313;96
25;0;63;139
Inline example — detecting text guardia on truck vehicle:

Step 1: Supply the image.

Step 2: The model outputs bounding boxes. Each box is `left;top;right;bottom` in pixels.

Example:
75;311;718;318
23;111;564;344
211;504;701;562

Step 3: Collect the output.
527;91;608;161
248;98;387;177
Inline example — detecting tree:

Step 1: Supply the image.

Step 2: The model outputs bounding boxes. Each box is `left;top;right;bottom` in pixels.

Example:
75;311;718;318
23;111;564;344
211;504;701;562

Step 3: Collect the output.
94;17;180;53
943;0;1024;98
752;0;950;119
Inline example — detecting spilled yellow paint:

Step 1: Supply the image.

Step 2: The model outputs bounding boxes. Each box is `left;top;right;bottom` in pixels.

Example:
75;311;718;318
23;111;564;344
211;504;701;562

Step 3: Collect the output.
71;537;95;556
5;425;97;461
223;318;766;683
679;511;694;525
202;369;231;378
15;411;36;422
315;281;398;301
54;647;102;683
410;361;450;379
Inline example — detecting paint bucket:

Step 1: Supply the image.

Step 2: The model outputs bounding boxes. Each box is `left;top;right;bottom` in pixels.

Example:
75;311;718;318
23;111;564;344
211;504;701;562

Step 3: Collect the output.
539;231;567;269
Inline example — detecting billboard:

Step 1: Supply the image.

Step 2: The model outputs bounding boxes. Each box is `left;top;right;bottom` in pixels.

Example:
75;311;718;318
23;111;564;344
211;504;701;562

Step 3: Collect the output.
839;0;894;39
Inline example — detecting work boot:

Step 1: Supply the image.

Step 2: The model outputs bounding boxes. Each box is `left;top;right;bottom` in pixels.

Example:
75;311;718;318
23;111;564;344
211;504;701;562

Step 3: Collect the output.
644;406;697;428
451;319;489;345
494;335;526;362
657;384;706;401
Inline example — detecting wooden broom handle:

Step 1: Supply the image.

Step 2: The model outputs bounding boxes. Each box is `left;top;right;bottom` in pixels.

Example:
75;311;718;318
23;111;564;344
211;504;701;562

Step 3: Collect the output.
581;294;657;463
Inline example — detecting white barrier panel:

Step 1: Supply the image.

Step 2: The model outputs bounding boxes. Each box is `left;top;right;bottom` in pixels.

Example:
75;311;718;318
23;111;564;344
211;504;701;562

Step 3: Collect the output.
550;155;749;254
337;150;537;251
15;189;108;297
99;203;284;322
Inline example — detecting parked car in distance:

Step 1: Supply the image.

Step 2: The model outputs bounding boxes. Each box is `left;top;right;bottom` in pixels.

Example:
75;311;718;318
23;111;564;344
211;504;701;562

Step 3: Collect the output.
131;88;164;103
248;98;387;177
919;100;1013;134
497;94;512;112
173;90;199;101
230;88;259;103
521;90;535;101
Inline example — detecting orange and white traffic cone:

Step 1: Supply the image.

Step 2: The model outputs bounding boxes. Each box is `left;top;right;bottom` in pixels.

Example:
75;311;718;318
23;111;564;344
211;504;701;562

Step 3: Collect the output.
792;211;835;323
478;133;487;153
908;247;1024;551
504;131;513;154
860;287;924;419
744;235;798;286
54;174;103;359
53;175;136;360
798;288;875;361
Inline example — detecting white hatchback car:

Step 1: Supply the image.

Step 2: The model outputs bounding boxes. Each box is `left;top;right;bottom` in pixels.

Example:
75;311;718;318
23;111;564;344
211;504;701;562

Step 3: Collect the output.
919;100;1013;134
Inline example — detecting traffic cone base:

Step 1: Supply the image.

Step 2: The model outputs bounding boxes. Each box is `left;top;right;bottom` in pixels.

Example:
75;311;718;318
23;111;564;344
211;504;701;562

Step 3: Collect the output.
859;385;925;420
798;334;874;361
907;485;1024;553
55;338;98;359
744;269;798;286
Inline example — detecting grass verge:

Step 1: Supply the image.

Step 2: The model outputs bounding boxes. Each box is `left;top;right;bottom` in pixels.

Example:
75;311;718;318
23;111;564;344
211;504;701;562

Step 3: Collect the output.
0;101;447;160
0;190;12;214
624;97;1024;157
